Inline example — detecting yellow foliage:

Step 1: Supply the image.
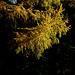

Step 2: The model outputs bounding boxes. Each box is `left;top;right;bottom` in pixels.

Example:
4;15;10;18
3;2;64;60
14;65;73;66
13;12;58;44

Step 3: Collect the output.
14;4;71;58
0;1;71;59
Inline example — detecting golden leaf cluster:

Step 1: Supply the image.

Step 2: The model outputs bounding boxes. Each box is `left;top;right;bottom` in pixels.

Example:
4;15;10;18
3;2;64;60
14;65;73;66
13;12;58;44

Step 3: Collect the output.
0;1;71;59
12;4;71;58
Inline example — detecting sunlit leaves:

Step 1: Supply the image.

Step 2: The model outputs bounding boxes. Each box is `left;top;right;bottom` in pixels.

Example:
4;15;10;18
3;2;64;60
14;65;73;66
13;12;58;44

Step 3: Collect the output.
3;1;71;59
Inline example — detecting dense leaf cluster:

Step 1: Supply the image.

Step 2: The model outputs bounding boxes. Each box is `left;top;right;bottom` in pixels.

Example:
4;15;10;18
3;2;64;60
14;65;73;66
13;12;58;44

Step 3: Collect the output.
0;0;71;59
